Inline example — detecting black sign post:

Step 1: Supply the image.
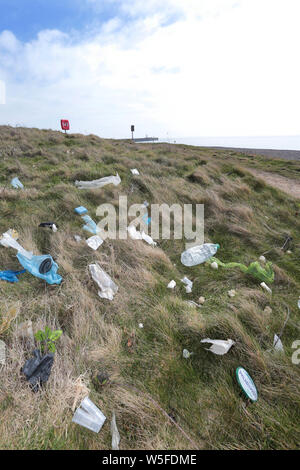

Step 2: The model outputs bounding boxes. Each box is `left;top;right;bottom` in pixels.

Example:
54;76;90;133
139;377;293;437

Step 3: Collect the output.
131;125;135;140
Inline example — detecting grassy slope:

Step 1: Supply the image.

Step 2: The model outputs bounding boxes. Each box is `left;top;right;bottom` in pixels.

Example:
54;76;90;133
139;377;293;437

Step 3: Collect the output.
0;125;299;450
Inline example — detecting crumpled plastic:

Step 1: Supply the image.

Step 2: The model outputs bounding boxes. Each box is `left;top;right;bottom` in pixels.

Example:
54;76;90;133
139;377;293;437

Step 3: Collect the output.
11;177;24;189
17;253;62;285
75;173;121;190
201;338;235;355
0;230;33;259
22;349;54;392
89;263;118;300
181;276;193;293
111;411;120;450
74;206;88;215
0;340;6;365
273;334;284;352
39;222;58;232
0;269;26;283
127;225;157;246
167;280;176;289
209;257;274;284
81;215;101;235
86;235;104;251
130;169;140;175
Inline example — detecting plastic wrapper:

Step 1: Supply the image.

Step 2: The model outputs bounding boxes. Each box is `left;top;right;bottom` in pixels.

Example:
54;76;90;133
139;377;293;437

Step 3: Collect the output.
86;235;104;251
89;264;118;300
11;177;24;189
72;397;106;433
75;173;121;190
201;338;235;355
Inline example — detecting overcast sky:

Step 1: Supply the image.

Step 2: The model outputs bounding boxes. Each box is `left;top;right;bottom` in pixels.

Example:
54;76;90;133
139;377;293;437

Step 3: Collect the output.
0;0;300;139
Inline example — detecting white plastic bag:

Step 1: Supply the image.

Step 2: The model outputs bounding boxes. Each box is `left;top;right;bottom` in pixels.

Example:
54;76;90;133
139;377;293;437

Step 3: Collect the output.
0;230;33;259
89;264;118;300
127;225;157;247
167;280;176;289
130;169;140;175
201;338;235;355
75;173;121;190
86;235;104;251
183;349;193;358
111;411;120;450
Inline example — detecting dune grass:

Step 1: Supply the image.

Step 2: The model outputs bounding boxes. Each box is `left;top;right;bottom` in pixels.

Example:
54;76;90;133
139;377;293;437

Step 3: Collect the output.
0;125;299;450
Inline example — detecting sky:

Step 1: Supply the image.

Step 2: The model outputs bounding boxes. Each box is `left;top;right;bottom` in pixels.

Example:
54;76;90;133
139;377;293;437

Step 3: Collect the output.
0;0;300;140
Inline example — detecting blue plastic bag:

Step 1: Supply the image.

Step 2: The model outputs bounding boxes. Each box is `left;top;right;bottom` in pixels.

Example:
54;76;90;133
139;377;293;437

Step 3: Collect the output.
17;253;62;285
11;177;24;189
0;269;26;283
81;215;100;235
75;206;88;215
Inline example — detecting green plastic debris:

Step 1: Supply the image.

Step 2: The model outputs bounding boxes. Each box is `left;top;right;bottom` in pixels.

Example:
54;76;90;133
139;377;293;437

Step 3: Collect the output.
209;257;274;284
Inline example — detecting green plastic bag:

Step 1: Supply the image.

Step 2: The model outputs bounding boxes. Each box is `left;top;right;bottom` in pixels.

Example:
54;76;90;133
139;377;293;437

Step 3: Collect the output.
209;257;274;284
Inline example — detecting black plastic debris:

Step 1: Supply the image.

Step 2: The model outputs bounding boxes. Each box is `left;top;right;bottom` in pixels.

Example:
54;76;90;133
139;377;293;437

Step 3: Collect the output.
39;222;58;232
22;349;54;392
39;257;53;274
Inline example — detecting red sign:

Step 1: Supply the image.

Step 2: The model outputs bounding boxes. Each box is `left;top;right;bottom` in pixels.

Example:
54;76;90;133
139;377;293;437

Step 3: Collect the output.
61;119;70;131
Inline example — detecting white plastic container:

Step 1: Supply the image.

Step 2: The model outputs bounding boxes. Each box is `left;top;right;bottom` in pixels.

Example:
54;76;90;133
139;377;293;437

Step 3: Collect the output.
72;397;106;433
181;243;220;267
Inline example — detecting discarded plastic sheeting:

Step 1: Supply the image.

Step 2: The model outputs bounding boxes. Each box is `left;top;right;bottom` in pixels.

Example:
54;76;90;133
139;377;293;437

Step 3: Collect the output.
167;280;176;289
74;206;88;215
17;253;62;285
11;177;24;189
201;338;235;355
72;397;106;433
0;340;6;365
127;225;157;246
75;173;121;190
111;411;120;450
273;334;284;352
0;269;26;283
39;222;58;232
22;349;54;392
130;169;140;175
89;264;118;300
0;231;33;259
181;276;193;293
86;235;104;251
260;282;272;294
210;257;274;284
81;215;101;235
181;243;220;267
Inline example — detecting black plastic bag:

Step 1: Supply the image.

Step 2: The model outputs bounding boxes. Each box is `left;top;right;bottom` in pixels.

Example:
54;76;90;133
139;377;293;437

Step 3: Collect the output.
22;349;54;392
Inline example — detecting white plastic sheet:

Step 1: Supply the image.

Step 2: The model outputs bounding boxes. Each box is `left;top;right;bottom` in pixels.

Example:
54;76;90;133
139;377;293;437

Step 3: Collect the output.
111;411;120;450
0;230;33;259
75;173;121;189
130;169;140;175
181;276;193;293
167;280;176;289
273;334;284;352
89;264;118;300
201;338;235;355
86;235;104;251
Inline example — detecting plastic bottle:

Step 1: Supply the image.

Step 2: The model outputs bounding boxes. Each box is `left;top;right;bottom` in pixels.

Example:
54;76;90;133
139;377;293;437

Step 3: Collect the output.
181;243;220;267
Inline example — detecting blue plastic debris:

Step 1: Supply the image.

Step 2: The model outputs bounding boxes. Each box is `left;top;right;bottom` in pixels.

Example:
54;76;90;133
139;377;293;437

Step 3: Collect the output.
81;215;100;235
0;269;26;283
17;253;62;285
75;206;88;215
11;177;24;189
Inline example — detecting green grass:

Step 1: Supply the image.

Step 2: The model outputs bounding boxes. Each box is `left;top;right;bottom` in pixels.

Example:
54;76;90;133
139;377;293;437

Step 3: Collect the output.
0;125;299;450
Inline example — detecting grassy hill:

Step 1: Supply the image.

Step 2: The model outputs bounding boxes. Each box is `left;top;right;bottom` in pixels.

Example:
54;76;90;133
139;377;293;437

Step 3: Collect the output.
0;125;299;450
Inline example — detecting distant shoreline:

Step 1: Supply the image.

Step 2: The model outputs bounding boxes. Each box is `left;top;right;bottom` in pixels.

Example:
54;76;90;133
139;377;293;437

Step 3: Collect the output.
200;146;300;161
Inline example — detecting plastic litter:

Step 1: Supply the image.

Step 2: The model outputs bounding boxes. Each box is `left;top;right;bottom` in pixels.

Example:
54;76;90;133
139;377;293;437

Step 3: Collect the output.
75;173;121;190
39;222;58;232
260;282;272;294
198;296;205;304
72;396;106;433
0;340;6;365
111;411;120;450
11;177;24;189
259;255;266;263
89;264;118;300
210;257;274;284
273;334;284;352
130;169;140;175
228;289;236;298
127;225;157;246
0;269;26;283
17;253;62;285
183;349;193;358
210;261;218;270
181;243;220;267
22;349;54;392
298;297;300;309
74;235;82;242
86;235;104;251
167;280;176;289
81;215;101;235
138;323;144;328
201;338;235;355
236;367;258;402
74;206;88;215
0;230;33;259
181;276;193;293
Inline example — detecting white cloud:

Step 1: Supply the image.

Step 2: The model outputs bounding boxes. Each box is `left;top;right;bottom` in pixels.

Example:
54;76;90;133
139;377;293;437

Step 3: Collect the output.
0;0;300;138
